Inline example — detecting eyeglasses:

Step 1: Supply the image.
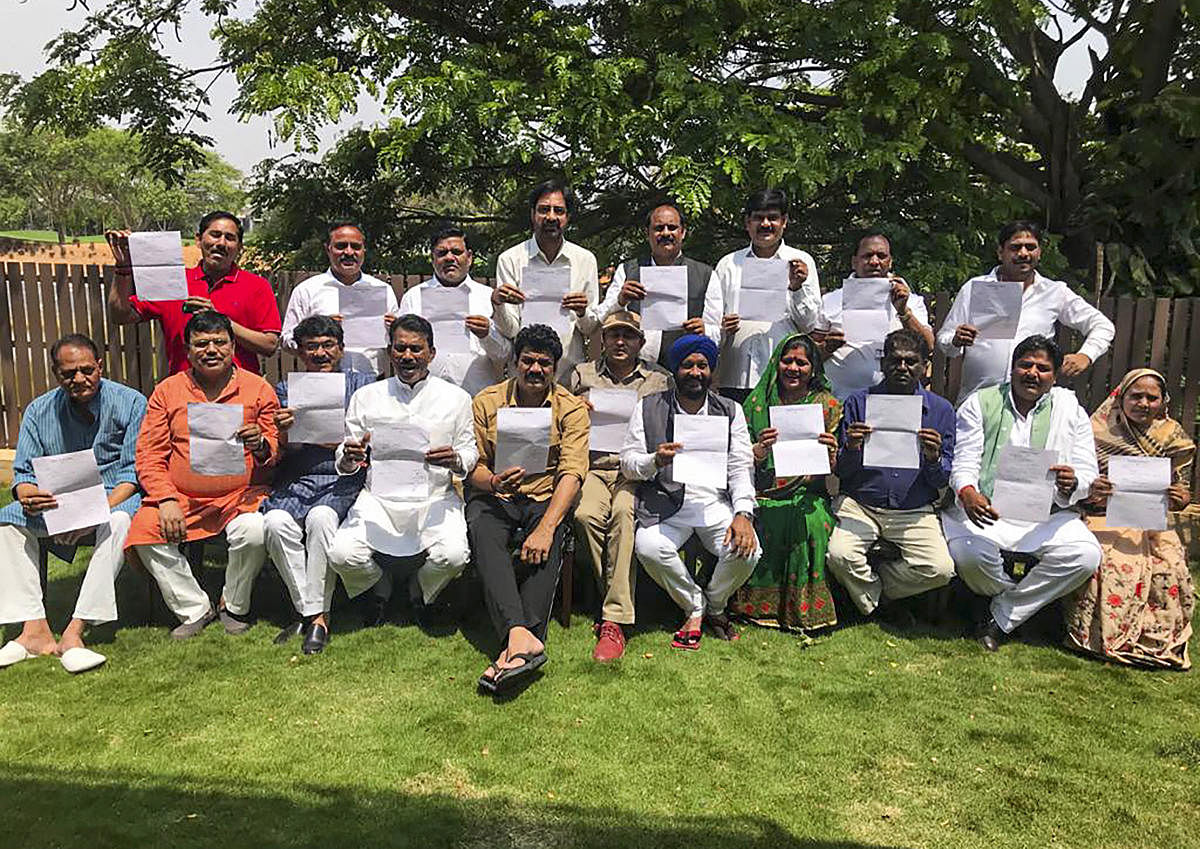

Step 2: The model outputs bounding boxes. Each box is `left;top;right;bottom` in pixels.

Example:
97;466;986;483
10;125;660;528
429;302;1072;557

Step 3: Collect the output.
301;340;342;353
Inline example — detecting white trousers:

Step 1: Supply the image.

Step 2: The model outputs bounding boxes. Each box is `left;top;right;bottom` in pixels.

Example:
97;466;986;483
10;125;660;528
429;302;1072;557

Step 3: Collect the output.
263;507;339;617
134;512;266;623
634;509;761;619
326;519;469;604
943;509;1101;633
0;512;132;625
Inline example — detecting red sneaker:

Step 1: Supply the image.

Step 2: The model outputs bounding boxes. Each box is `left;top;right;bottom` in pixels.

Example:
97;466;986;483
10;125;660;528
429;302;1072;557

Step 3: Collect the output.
592;621;626;662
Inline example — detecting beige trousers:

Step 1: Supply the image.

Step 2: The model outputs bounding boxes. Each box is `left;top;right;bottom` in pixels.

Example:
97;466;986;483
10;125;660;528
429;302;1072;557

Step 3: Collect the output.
573;469;639;624
826;495;955;615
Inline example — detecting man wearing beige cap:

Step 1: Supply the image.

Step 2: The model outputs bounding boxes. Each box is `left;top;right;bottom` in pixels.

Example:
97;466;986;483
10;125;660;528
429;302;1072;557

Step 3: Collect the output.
569;310;670;661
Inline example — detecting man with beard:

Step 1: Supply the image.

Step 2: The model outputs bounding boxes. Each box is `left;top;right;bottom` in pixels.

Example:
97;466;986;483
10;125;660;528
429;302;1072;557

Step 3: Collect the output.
620;335;760;649
826;329;956;619
942;335;1102;651
262;316;375;654
936;221;1114;404
596;203;712;367
815;232;936;400
281;222;399;377
493;180;600;380
469;324;590;692
399;226;511;395
0;334;146;673
569;311;670;661
324;315;477;631
702;189;821;401
106;211;282;375
126;311;279;638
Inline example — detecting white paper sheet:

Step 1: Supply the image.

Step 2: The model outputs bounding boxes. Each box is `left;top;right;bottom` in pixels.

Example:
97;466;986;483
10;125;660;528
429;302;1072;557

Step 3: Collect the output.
520;266;572;335
990;445;1056;523
863;394;923;469
129;230;187;301
769;403;830;476
585;388;637;454
842;278;892;310
287;372;346;444
31;449;110;535
737;258;788;322
369;421;431;499
969;281;1023;340
339;285;390;349
672;414;728;488
1106;455;1172;530
420;285;473;355
495;407;552;475
639;265;688;331
187;403;246;476
843;309;892;353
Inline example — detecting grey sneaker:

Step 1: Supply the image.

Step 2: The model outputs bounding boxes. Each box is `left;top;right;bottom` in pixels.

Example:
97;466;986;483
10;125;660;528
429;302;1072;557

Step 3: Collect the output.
170;608;216;640
219;607;252;635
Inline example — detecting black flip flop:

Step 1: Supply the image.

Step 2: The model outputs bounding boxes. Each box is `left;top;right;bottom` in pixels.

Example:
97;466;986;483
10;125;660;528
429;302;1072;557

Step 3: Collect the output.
492;651;548;693
477;661;502;694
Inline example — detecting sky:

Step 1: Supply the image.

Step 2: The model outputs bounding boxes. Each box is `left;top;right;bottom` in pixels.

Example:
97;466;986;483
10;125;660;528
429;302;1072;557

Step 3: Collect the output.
3;1;1107;178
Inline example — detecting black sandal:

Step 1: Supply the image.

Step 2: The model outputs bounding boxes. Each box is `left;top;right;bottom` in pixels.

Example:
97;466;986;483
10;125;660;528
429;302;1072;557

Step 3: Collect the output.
492;651;548;692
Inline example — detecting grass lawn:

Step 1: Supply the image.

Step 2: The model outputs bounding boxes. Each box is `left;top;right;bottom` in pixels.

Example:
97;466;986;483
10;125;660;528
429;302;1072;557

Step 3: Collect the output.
0;229;109;243
1;538;1197;849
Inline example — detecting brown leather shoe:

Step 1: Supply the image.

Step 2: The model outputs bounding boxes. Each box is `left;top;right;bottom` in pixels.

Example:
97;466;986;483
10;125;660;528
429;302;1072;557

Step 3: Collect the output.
592;621;626;662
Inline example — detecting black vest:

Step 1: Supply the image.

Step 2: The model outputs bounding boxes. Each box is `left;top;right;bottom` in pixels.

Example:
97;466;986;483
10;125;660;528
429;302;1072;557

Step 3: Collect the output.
622;255;714;368
634;389;738;525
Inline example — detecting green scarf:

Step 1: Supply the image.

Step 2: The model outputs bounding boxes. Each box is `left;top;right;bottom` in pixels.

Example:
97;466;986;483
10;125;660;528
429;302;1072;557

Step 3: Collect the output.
978;383;1054;498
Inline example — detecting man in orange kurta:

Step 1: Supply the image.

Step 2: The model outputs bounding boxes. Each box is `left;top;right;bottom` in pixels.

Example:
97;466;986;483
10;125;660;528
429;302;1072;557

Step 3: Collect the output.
126;311;280;638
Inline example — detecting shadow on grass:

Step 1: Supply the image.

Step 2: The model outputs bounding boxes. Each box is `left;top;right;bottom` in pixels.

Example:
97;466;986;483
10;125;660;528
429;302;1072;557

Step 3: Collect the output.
0;762;911;849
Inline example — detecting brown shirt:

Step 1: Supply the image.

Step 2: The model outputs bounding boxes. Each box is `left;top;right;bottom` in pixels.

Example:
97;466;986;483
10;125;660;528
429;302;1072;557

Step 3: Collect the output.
472;378;590;501
570;358;671;470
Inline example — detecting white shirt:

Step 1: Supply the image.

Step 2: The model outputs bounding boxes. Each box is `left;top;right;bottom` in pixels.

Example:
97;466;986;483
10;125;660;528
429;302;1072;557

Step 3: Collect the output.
619;394;757;525
494;236;600;380
335;375;478;556
398;277;511;396
702;242;821;389
818;280;930;400
936;268;1115;404
281;269;400;377
598;257;697;365
950;385;1098;513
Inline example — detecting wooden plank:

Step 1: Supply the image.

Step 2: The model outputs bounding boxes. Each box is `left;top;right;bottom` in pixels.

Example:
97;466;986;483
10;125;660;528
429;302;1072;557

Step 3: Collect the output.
83;265;109;358
1108;296;1136;379
28;263;54;396
7;263;35;422
0;265;19;448
927;290;950;397
69;264;88;338
1181;300;1200;501
1130;296;1154;369
1164;299;1190;422
1085;296;1116;412
1148;297;1172;372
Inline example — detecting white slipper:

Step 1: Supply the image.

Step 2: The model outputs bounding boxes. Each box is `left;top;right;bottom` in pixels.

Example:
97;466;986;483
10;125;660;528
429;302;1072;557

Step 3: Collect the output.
0;640;35;668
60;647;107;674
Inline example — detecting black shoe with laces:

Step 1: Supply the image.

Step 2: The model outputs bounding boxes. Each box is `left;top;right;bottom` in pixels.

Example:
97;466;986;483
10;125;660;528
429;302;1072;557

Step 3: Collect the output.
977;617;1004;652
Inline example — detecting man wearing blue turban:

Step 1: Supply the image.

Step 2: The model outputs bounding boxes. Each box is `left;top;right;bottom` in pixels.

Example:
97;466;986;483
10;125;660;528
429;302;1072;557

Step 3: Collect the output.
618;334;760;650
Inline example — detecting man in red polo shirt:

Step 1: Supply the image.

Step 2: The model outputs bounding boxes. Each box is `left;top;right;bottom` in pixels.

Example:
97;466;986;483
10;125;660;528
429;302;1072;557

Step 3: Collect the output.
105;211;282;374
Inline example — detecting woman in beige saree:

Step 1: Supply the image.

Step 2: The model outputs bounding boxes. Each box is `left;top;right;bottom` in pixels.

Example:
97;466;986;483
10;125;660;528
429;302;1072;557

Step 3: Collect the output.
1064;368;1195;669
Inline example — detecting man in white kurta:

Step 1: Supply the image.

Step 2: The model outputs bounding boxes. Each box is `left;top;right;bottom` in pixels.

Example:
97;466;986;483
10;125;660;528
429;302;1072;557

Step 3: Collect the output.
936;221;1114;404
398;227;510;396
702;188;821;398
326;316;478;607
941;335;1102;650
280;223;399;376
493;180;600;381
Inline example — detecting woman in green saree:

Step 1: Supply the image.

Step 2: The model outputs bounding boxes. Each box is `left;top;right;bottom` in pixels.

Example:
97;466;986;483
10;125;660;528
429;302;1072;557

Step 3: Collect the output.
734;333;841;630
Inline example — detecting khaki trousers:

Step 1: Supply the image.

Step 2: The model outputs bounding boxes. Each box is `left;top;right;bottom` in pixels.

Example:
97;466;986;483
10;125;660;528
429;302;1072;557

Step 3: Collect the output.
827;495;955;615
573;469;638;624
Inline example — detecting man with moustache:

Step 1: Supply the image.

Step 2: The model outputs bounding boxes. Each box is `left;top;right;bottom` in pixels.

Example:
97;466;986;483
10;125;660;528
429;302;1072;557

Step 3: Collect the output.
0;334;146;673
469;324;590;692
324;315;478;627
942;335;1102;651
620;335;760;649
126;311;280;638
281;222;399;377
702;189;821;401
937;221;1114;404
816;232;936;400
106;211;282;375
569;311;670;661
399;226;511;395
262;316;375;654
596;203;713;367
825;330;956;619
493;180;600;380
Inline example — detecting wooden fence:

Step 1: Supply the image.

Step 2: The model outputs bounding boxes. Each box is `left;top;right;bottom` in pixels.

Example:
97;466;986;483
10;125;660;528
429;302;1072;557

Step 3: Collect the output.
2;262;1199;496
